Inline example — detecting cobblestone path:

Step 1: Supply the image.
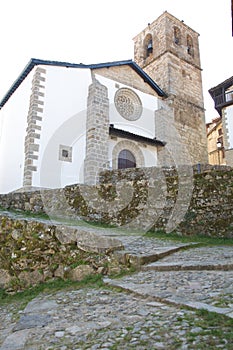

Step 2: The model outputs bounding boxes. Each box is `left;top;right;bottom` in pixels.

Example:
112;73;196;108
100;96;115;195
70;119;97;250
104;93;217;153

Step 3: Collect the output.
0;235;232;350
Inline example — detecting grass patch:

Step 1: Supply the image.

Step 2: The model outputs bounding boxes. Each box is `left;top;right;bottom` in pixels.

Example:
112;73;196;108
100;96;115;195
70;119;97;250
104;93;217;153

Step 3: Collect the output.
2;206;233;245
184;309;233;347
0;206;117;230
0;207;50;221
108;266;137;279
0;274;104;307
146;229;233;246
196;308;233;324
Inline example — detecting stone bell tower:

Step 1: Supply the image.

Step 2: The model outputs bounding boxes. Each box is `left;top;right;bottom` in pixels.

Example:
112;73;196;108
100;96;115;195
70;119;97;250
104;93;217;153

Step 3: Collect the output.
133;11;208;164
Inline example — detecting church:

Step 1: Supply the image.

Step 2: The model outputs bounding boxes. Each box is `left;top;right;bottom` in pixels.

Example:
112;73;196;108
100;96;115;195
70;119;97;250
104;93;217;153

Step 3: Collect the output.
0;11;208;194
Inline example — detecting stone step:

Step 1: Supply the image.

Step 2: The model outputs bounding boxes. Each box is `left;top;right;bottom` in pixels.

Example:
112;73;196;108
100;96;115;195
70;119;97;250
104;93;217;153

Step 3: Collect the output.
103;268;233;319
142;245;233;271
113;244;198;267
142;262;233;271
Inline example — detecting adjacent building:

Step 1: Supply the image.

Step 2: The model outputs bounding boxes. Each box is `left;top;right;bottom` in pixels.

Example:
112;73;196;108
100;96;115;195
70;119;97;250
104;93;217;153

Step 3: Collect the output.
209;76;233;166
206;117;225;165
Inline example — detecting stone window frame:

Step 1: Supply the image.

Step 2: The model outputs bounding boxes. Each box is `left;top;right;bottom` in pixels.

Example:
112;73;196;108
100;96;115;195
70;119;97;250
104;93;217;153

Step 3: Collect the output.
112;140;145;170
144;33;154;59
59;144;72;162
187;34;194;57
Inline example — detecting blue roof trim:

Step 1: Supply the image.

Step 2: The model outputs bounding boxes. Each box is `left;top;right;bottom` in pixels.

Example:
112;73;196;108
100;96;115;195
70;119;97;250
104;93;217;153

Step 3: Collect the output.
0;58;88;108
0;58;167;109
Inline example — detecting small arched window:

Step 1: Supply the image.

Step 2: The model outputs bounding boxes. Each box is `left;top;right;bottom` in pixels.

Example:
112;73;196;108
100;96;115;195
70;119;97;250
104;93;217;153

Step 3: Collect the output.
118;149;136;169
144;34;153;58
174;27;181;45
187;34;194;57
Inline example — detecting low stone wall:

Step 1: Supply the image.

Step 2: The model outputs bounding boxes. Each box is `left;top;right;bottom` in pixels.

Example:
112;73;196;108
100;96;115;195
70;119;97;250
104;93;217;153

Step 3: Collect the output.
0;212;124;291
0;164;232;238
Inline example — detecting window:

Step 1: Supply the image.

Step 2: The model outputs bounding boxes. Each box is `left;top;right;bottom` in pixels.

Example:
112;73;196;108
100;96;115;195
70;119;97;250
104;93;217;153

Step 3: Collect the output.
59;145;72;162
118;149;136;169
187;34;194;57
225;90;233;102
62;149;69;158
222;148;225;159
174;27;181;45
144;34;153;58
217;137;223;147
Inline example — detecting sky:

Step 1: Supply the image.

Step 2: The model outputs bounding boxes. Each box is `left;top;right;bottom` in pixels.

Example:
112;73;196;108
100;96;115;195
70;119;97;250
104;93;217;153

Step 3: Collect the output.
0;0;232;122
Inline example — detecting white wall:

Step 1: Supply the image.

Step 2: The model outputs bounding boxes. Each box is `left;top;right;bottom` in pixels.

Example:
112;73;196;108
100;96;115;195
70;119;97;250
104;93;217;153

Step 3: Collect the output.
0;70;34;193
141;144;158;167
0;65;160;193
33;66;92;189
225;105;233;148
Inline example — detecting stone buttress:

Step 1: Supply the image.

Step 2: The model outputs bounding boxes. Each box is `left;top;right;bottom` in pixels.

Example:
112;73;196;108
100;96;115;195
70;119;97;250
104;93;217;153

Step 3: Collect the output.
84;73;109;185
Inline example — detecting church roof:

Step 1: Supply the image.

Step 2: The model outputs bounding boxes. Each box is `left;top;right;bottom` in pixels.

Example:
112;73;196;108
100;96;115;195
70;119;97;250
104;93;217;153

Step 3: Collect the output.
109;125;165;147
0;58;167;109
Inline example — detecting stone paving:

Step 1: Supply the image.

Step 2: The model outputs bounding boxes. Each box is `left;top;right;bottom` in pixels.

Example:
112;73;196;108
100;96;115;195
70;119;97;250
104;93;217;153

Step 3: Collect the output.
105;246;233;317
0;235;233;349
144;246;233;270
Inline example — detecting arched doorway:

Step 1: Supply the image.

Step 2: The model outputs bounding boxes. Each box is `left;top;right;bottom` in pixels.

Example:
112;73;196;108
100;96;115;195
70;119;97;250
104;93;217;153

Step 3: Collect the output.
118;149;136;169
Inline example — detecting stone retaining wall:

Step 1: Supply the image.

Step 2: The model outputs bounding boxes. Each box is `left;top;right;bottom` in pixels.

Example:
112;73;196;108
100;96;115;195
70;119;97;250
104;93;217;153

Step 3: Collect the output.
0;213;123;291
0;164;232;238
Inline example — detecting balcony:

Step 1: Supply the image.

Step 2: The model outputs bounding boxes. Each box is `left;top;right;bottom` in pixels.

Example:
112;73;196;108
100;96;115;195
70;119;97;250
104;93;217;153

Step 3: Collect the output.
210;89;233;116
209;77;233;116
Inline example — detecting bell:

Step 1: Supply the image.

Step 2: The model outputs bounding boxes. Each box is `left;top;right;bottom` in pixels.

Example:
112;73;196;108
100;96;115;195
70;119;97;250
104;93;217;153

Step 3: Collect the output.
147;41;153;56
147;42;153;50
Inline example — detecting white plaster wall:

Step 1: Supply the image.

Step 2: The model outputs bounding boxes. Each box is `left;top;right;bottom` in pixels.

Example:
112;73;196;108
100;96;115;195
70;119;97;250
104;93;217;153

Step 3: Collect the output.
0;70;34;193
33;66;92;189
95;74;158;138
225;105;233;148
141;144;157;166
0;65;160;194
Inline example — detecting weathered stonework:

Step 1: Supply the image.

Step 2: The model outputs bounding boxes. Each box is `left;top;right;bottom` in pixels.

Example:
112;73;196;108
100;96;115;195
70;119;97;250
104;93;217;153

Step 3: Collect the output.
84;74;109;185
222;109;230;150
93;65;159;97
0;165;232;238
225;149;233;166
23;67;46;187
0;213;123;290
222;109;233;166
133;11;208;165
